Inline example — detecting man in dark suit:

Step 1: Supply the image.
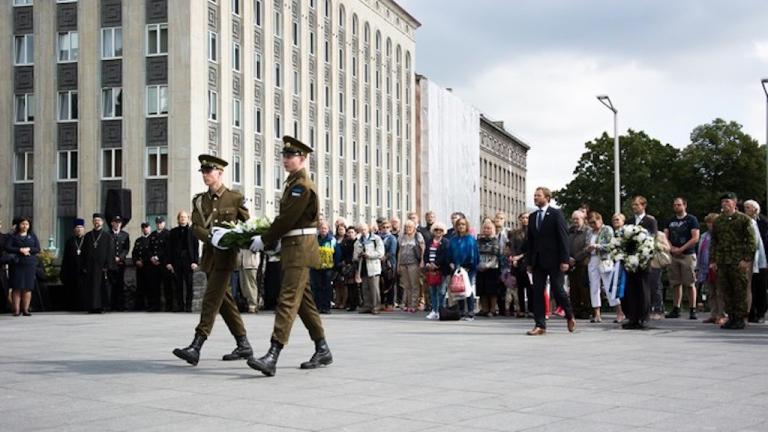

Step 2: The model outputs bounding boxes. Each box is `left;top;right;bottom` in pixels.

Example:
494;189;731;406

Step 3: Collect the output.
166;210;200;312
629;195;660;323
518;187;576;335
109;216;130;311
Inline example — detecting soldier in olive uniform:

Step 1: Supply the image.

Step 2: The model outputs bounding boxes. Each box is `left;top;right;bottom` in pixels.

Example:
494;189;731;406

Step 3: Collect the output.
247;136;332;377
710;192;756;330
173;155;254;365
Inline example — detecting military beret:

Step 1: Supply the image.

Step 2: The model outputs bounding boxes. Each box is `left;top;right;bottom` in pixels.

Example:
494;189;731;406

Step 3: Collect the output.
198;154;228;171
719;192;738;201
281;135;313;156
73;218;85;228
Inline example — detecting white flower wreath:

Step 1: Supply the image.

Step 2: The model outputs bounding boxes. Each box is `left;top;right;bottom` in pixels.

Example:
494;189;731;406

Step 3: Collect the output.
608;224;657;272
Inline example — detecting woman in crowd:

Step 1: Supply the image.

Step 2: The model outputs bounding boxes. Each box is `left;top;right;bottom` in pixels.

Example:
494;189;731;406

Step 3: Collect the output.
448;217;479;320
376;219;398;311
310;221;336;314
353;223;385;314
508;212;531;317
568;210;592;319
585;211;623;323
341;226;359;311
332;222;347;309
476;218;504;317
5;216;40;316
397;220;425;313
611;213;625;231
423;222;449;320
698;213;725;325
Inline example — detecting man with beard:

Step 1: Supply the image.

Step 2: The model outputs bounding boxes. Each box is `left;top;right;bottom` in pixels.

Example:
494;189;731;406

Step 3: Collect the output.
109;216;130;311
166;211;200;312
60;218;87;310
132;222;153;311
82;213;115;313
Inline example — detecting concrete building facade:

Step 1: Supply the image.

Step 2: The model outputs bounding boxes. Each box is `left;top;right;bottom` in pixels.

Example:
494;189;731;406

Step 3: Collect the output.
479;114;529;223
2;0;419;251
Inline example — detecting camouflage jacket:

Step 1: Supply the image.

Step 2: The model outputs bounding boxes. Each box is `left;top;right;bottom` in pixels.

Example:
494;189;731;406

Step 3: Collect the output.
710;211;756;265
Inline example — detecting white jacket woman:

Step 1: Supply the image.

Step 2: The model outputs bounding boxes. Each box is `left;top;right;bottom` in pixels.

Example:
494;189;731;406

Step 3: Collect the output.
353;232;385;276
352;224;385;313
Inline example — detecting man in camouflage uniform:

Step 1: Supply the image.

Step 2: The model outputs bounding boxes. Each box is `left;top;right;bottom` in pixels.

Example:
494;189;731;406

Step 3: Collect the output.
710;192;756;329
247;136;331;377
173;155;254;365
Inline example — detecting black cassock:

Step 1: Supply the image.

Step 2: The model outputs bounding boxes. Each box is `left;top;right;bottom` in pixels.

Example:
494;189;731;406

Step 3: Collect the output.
60;235;87;311
81;229;115;311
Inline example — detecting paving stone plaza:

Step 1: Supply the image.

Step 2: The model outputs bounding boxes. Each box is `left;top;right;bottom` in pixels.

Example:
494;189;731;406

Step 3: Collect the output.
1;312;767;431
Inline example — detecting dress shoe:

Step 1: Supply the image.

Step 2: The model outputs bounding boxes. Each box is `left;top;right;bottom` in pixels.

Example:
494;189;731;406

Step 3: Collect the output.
567;318;576;332
526;327;546;336
689;309;697;320
622;321;639;330
300;339;333;369
665;307;681;319
22;311;31;317
722;319;746;330
247;340;283;377
222;335;253;361
173;333;206;366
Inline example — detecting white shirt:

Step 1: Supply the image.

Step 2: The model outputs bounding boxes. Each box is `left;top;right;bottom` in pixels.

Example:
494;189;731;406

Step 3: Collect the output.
634;213;646;225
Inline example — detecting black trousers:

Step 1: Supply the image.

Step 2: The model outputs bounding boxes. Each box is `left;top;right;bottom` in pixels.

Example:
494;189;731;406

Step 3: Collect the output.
531;266;573;329
134;266;149;311
147;264;171;311
749;269;768;320
173;260;194;311
622;270;650;324
108;266;125;311
515;266;531;313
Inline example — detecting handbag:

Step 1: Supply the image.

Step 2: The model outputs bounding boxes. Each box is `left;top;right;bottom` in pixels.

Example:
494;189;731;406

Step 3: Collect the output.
438;305;461;321
425;269;442;286
449;268;471;299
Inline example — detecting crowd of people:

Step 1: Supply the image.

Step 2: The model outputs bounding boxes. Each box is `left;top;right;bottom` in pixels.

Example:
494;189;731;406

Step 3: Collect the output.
2;187;766;333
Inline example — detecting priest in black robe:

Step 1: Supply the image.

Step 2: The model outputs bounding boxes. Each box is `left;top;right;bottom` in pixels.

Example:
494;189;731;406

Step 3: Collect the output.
81;213;115;313
60;218;87;311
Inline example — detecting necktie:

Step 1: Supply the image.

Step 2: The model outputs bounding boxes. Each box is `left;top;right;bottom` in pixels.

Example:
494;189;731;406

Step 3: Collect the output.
537;210;544;230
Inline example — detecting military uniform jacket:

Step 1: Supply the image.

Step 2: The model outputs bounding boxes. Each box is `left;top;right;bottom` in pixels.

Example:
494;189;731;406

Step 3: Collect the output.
148;229;169;265
710;211;756;265
131;235;151;265
112;230;130;266
191;185;250;272
262;168;320;269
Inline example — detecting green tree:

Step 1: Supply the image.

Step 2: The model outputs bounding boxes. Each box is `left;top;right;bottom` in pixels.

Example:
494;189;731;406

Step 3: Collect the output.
554;129;681;219
678;118;766;218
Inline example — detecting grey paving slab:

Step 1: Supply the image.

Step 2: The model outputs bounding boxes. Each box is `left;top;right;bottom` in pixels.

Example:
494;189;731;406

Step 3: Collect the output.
0;311;767;431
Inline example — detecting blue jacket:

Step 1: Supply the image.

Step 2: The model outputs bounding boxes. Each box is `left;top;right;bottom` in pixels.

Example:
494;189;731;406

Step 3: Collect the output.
5;231;41;266
378;231;398;270
448;234;479;278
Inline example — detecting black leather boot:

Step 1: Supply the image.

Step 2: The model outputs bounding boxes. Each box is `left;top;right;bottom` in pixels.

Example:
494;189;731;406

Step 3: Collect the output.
172;333;206;366
222;335;253;361
300;339;333;369
247;340;282;377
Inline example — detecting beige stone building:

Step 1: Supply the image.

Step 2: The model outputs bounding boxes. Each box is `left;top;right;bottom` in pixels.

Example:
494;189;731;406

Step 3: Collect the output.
1;0;419;251
479;114;529;224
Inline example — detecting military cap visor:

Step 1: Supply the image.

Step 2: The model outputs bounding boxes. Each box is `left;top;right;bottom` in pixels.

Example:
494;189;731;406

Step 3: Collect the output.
198;154;228;171
281;135;313;156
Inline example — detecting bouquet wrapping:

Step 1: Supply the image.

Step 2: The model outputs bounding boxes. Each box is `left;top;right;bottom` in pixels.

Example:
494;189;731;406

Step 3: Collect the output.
215;217;272;249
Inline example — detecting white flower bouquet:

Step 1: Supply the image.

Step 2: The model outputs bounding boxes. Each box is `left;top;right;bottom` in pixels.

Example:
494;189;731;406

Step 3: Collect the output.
607;224;656;272
214;217;272;249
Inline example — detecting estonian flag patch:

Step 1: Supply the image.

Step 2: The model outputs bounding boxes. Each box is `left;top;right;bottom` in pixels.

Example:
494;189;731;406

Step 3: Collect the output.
290;186;304;197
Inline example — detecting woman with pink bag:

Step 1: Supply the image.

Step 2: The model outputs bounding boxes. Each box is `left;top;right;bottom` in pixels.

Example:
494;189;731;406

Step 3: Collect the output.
447;217;479;321
422;222;449;320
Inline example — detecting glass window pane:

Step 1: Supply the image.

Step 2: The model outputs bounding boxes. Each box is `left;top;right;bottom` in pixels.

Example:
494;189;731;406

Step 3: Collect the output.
16;154;24;181
102;89;112;118
114;89;122;117
148;27;158;54
103;150;111;177
115;149;122;177
27;153;33;180
27;35;33;62
71;92;78;119
15;96;24;123
160;149;168;175
58;93;69;120
102;28;112;58
148;150;158;176
159;86;168;114
70;32;79;60
160;26;168;53
59;152;68;179
71;152;78;179
147;87;157;114
15;36;23;63
114;28;123;57
58;33;68;61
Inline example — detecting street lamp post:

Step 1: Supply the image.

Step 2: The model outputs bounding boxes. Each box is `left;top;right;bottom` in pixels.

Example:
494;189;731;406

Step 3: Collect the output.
597;95;620;214
762;79;768;216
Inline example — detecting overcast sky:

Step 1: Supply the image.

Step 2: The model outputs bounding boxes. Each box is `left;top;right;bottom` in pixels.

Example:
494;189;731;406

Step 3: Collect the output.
398;0;768;203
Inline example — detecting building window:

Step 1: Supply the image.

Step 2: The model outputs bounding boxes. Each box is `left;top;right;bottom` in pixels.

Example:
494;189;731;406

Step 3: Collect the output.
375;146;381;167
14;0;34;5
57;31;79;63
102;148;123;179
324;86;330;108
310;79;316;101
275;63;281;88
325;132;330;153
364;63;369;83
254;0;262;25
101;27;123;59
274;11;282;38
146;85;168;116
208;90;218;121
339;136;344;158
293;71;299;95
352;98;357;119
14;94;34;124
376;187;381;207
274;114;282;138
375;70;380;89
339;178;344;202
309;32;315;56
57;90;78;121
275;165;283;190
352;14;358;35
352;140;357;161
146;23;168;55
339;92;344;113
292;21;299;46
352;56;357;77
146;146;168;178
365;185;369;205
57;150;78;181
14;34;34;65
309;0;315;9
324;40;329;63
364;143;369;164
255;106;262;133
339;49;344;70
254;52;262;80
233;98;242;128
233;155;241;184
101;87;123;119
14;152;33;183
364;103;369;123
352;181;357;203
293;120;299;137
324;175;330;198
375;108;380;128
255;160;263;187
308;126;316;148
232;0;240;16
375;31;381;51
208;31;217;62
232;42;241;71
